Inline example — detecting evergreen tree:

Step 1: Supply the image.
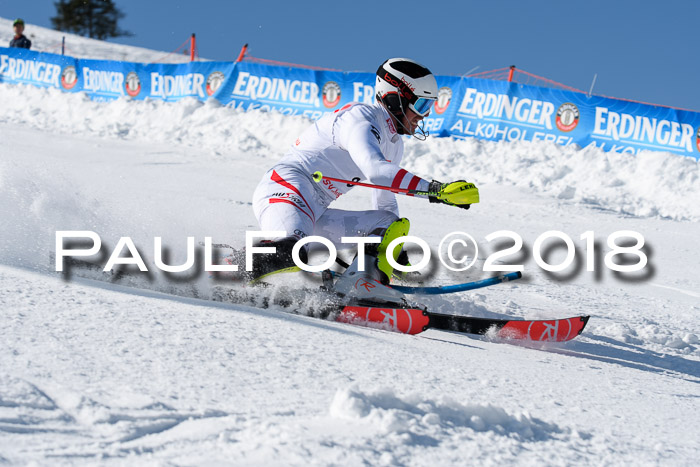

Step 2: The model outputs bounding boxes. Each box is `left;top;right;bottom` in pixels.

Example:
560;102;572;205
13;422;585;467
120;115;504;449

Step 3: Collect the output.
51;0;133;40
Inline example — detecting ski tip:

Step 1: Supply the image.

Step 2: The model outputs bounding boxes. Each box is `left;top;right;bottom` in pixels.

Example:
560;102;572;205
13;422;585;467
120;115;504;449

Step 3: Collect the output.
578;315;591;335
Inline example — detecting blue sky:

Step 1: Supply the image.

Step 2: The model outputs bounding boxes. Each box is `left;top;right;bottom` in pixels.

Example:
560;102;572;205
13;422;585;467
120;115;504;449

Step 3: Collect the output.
3;0;699;111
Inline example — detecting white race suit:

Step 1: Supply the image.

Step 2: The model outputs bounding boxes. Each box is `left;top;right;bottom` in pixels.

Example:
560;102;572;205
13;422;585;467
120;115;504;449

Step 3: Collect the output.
252;102;431;249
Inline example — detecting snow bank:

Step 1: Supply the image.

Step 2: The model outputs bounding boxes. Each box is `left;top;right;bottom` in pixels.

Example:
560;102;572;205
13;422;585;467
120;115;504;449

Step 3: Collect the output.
1;81;698;224
406;136;700;222
0;84;308;157
329;387;565;441
0;16;193;63
597;321;699;355
324;387;600;465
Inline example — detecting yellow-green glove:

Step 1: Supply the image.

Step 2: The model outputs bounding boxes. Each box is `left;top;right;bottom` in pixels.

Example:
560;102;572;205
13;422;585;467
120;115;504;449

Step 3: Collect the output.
428;180;479;209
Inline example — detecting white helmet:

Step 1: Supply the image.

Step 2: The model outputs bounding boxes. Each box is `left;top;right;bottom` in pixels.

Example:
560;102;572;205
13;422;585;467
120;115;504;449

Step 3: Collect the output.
375;58;438;117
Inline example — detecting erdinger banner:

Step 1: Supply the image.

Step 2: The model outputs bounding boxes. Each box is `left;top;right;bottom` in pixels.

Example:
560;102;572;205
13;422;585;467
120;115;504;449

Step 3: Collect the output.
145;61;234;102
2;47;700;160
0;47;79;92
0;48;234;102
75;59;235;102
215;61;377;120
440;78;700;158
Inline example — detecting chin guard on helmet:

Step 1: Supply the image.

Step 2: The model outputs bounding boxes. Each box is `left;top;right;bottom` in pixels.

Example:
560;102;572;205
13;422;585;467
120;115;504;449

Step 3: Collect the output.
378;93;431;140
375;58;438;140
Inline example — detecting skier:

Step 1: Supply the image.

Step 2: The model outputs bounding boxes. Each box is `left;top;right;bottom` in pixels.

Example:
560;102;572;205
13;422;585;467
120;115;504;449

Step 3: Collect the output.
249;57;478;284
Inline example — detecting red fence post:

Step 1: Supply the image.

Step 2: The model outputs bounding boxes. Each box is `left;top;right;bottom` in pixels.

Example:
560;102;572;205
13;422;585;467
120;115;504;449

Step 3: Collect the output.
190;34;196;62
236;43;248;62
508;65;516;82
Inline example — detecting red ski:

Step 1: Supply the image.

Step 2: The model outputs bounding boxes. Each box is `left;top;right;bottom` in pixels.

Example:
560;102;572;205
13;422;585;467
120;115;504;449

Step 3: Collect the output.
338;306;430;335
338;306;589;342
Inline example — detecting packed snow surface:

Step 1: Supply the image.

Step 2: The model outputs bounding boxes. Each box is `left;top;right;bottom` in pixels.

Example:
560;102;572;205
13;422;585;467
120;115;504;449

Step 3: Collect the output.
1;19;699;465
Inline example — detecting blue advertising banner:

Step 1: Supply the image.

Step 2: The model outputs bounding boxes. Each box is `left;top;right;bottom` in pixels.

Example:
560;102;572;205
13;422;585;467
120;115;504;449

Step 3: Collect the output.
0;48;236;102
425;77;700;158
0;47;79;92
77;58;137;101
2;47;699;160
214;62;377;120
74;59;236;102
143;61;235;102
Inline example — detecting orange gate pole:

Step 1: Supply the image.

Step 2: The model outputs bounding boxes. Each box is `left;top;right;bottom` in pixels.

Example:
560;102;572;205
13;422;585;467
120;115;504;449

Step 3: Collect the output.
236;43;248;62
190;34;196;62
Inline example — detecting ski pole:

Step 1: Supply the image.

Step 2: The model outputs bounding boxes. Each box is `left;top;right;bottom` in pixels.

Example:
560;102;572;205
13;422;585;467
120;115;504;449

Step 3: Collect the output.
312;171;435;197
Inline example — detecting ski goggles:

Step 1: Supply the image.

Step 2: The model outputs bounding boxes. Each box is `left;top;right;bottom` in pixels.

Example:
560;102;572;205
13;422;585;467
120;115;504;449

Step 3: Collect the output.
410;97;436;117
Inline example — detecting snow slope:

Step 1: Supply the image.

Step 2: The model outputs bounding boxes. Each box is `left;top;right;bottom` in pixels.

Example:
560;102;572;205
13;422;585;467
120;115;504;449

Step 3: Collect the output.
0;16;195;63
1;23;699;465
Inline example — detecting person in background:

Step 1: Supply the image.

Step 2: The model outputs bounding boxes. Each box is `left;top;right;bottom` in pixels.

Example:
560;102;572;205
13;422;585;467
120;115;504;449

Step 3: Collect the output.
10;18;31;49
